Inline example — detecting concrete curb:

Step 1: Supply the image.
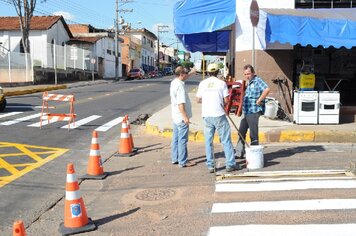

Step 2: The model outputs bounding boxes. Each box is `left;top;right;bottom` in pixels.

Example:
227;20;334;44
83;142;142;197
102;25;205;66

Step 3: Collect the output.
4;85;67;97
145;122;355;143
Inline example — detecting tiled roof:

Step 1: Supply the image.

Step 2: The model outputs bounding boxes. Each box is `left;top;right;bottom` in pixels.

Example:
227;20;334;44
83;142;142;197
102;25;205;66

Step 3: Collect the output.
68;36;103;44
68;24;90;34
0;16;63;30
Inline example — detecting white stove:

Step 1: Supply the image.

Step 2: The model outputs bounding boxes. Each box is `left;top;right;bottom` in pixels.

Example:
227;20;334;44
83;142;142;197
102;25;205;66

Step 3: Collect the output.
293;91;318;124
319;91;340;124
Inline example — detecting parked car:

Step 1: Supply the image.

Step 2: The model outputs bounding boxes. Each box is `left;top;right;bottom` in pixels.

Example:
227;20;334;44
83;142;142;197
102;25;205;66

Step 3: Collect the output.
163;67;174;76
0;86;6;111
148;70;158;78
127;68;145;80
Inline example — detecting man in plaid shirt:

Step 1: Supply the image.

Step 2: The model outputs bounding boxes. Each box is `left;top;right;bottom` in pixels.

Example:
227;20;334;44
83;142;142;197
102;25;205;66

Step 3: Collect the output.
235;64;270;158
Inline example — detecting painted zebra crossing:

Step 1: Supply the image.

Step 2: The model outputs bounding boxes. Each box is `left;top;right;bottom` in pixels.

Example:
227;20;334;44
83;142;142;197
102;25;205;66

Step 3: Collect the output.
0;111;124;131
208;172;356;236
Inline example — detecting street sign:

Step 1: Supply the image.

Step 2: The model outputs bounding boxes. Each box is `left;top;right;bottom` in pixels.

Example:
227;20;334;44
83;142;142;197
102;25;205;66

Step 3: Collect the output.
250;0;260;27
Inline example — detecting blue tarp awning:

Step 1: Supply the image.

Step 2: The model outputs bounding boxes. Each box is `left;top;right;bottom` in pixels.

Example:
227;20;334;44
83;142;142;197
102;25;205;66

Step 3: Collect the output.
257;8;356;49
173;0;236;53
176;31;231;53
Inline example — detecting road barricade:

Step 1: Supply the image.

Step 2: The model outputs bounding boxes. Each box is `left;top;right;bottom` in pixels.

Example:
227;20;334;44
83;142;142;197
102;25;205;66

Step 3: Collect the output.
40;92;76;130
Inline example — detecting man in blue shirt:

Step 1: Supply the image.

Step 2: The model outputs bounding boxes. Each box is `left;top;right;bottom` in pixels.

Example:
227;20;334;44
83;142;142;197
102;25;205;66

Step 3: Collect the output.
235;64;270;158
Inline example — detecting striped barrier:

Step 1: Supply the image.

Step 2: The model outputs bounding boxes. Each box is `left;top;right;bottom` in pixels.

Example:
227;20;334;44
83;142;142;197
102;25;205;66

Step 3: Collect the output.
40;92;76;130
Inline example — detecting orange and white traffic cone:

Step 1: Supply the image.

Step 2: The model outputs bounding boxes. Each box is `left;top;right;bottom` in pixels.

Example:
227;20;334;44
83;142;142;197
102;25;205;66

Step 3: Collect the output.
59;163;97;235
125;115;138;152
81;131;108;180
116;117;135;157
13;220;26;236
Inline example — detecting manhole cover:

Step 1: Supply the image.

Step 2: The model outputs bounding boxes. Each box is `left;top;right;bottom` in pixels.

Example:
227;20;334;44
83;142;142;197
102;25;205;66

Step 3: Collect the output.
135;189;176;201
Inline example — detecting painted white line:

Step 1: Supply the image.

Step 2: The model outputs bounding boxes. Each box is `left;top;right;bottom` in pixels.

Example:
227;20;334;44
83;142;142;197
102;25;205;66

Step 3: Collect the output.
28;116;60;127
208;224;356;236
0;112;23;119
61;115;101;129
218;176;355;183
211;199;356;213
1;113;41;126
95;116;123;132
216;180;356;192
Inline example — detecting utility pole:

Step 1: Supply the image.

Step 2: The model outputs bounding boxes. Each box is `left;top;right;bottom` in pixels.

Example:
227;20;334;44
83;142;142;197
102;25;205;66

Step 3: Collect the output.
115;0;133;81
115;0;119;80
156;25;169;71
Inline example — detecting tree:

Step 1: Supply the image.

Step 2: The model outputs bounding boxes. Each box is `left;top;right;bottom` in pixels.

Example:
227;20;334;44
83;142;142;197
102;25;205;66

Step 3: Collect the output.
11;0;38;53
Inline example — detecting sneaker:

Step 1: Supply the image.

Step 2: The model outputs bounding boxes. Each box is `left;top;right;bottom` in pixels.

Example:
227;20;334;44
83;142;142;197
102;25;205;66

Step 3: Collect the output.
208;167;215;173
235;154;245;159
226;166;236;172
178;162;195;168
226;165;241;172
172;161;178;165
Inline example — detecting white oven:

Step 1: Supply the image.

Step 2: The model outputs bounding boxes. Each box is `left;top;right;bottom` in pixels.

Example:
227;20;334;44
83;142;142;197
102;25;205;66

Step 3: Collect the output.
293;91;318;124
319;91;340;124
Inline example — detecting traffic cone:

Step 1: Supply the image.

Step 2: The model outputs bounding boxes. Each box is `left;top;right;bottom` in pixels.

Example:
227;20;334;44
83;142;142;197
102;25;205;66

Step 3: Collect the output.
58;163;97;236
81;131;108;180
13;220;26;236
116;117;135;157
125;115;138;152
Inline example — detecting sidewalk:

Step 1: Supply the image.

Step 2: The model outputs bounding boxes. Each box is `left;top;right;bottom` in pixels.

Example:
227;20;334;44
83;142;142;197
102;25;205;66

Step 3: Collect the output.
3;81;356;143
146;93;356;143
2;79;110;96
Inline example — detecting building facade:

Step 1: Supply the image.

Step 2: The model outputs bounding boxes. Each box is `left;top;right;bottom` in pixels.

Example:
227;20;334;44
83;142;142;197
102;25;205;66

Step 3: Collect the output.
235;0;356;119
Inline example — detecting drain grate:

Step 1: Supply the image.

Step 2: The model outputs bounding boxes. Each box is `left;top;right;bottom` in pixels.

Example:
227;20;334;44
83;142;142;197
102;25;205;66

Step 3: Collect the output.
135;189;176;201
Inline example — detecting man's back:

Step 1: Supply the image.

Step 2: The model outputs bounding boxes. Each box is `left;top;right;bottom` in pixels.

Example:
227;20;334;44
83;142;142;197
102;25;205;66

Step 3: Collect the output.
196;76;228;117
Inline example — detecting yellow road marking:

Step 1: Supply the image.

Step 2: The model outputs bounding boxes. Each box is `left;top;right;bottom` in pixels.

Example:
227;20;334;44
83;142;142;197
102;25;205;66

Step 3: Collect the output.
0;142;68;188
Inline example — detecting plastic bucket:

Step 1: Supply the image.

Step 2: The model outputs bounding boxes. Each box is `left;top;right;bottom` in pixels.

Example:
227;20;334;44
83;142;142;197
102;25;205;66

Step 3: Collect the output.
264;100;278;119
245;145;264;169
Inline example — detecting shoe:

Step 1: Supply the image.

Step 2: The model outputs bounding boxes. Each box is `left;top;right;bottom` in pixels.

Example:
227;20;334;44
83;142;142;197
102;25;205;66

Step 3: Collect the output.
208;167;215;173
226;165;241;172
172;161;178;165
235;154;245;159
178;162;195;168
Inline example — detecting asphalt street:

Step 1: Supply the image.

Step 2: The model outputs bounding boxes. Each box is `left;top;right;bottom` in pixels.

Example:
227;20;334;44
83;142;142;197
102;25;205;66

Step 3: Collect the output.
1;76;356;235
0;76;199;233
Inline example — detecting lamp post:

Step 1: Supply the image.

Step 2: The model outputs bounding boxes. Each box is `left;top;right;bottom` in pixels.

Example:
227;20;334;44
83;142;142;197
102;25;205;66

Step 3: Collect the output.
156;25;169;71
115;0;119;80
162;41;179;68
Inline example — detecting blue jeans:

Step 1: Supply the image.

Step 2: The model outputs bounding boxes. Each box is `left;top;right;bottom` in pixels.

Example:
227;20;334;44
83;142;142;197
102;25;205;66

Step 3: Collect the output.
171;122;189;165
203;115;236;169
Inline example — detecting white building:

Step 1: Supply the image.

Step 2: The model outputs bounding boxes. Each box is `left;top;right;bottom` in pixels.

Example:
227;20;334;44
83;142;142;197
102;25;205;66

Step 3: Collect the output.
68;24;123;79
0;15;72;67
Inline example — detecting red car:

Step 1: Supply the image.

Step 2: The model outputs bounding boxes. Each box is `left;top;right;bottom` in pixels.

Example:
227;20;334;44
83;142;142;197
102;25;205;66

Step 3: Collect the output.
126;68;145;80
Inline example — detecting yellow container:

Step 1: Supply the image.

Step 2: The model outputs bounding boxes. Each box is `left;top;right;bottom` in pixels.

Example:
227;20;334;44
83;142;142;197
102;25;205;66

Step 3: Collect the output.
299;73;315;90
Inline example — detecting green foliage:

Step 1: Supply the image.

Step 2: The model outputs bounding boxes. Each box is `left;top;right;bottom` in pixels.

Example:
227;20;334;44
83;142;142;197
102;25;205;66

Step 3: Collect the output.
178;61;194;69
218;62;224;69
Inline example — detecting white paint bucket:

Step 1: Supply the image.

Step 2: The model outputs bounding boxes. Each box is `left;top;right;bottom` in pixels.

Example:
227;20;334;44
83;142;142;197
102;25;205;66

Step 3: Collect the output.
245;145;264;169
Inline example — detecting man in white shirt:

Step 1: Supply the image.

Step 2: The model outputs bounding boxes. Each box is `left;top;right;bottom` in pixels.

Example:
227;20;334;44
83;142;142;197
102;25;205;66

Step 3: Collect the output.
170;66;192;168
196;63;239;173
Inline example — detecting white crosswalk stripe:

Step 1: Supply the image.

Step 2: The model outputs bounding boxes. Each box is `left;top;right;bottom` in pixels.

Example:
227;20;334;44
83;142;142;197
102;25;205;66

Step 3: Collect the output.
1;113;41;126
216;179;356;192
209;174;356;236
61;115;102;129
95;116;123;132
208;224;356;236
0;112;23;119
0;111;124;132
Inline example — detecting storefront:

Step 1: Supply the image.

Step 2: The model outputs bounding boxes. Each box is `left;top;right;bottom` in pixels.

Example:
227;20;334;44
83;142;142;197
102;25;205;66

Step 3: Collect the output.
174;0;356;120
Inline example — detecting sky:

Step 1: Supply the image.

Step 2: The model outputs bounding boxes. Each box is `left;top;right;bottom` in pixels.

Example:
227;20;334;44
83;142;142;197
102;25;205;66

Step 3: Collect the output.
0;0;202;59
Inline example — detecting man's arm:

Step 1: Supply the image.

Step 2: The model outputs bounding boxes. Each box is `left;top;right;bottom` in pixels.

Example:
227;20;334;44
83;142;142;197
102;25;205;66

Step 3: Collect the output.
178;103;189;124
256;87;271;105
